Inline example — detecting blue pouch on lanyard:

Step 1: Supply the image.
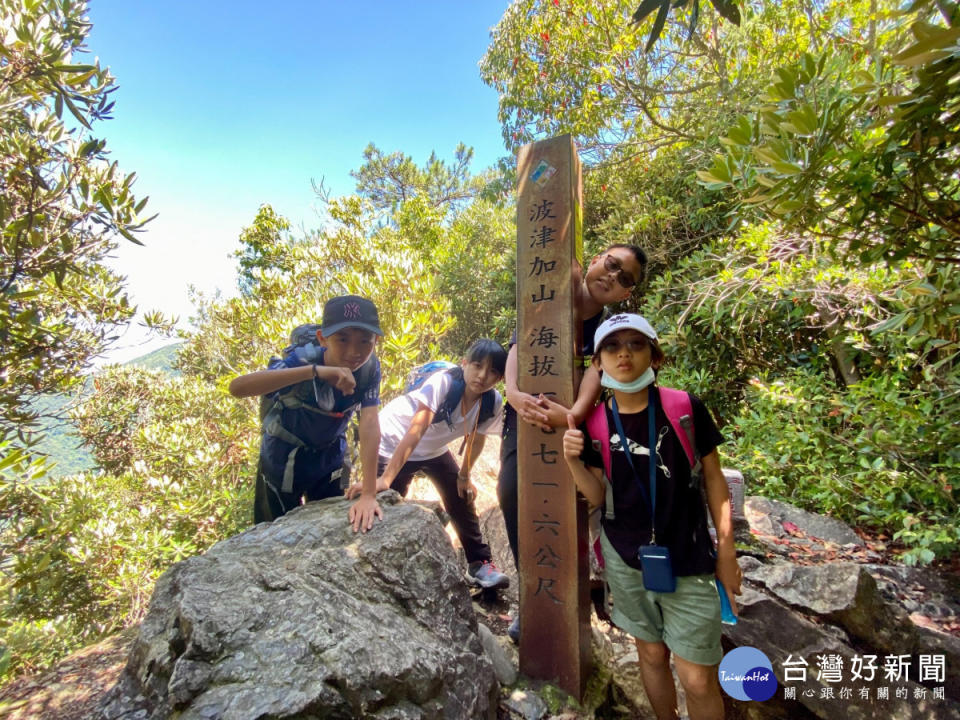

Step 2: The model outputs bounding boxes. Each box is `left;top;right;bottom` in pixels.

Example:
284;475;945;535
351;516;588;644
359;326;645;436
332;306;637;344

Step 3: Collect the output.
638;544;676;593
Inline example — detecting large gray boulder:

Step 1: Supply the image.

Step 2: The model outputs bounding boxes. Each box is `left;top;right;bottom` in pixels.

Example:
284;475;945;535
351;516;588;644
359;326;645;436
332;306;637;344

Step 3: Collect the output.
742;560;915;653
726;579;957;720
723;499;960;720
99;491;498;719
743;496;863;547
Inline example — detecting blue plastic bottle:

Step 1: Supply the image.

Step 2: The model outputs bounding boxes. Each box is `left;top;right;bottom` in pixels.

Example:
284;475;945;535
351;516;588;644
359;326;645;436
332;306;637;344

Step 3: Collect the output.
715;578;738;625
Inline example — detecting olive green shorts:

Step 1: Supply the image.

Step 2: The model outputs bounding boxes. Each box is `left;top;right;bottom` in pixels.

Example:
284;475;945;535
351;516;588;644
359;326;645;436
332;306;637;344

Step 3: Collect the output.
600;530;722;666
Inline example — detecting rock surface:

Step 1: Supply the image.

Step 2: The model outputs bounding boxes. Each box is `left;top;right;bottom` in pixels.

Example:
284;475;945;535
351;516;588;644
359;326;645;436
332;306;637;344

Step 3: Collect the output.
5;472;959;720
744;496;864;546
98;491;498;720
729;501;960;720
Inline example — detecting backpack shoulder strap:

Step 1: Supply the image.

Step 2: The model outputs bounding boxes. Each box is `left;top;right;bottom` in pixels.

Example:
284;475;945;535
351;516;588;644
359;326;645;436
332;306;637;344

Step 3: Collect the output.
433;367;465;428
585;401;617;520
658;386;698;470
478;389;496;425
585;401;611;478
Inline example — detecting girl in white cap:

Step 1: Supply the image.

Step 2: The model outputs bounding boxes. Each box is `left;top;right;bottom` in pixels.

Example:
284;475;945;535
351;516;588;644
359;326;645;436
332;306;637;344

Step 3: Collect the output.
563;313;741;720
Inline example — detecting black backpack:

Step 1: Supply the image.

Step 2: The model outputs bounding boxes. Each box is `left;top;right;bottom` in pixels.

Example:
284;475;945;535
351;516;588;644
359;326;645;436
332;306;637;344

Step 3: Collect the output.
260;324;377;493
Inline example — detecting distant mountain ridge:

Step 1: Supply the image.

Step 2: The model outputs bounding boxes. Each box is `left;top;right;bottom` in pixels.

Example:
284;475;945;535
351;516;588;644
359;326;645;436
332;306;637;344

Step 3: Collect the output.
123;343;181;374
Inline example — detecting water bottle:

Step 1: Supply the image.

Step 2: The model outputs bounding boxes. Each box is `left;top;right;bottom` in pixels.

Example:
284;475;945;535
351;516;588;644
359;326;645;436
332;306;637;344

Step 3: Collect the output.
716;578;738;625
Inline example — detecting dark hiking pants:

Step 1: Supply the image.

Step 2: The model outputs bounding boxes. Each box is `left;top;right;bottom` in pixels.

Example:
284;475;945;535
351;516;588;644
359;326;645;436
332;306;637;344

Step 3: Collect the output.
496;421;519;570
379;451;492;565
254;456;341;523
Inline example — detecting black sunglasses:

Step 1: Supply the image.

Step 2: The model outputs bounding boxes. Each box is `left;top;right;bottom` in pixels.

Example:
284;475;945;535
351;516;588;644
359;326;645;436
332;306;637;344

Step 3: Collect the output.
603;254;637;289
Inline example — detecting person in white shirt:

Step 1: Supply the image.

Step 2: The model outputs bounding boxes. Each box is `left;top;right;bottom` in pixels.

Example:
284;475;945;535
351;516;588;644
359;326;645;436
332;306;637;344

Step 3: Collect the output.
352;339;510;589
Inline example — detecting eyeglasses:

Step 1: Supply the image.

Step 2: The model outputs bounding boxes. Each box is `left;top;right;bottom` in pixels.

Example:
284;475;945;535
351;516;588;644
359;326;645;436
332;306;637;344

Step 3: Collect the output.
603;254;637;289
599;337;649;354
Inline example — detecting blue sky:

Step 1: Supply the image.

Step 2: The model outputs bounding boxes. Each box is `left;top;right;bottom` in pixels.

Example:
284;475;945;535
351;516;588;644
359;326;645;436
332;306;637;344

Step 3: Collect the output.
86;1;511;362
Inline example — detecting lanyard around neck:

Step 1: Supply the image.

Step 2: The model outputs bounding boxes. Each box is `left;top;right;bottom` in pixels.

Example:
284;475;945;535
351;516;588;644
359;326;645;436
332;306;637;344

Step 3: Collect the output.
610;389;658;544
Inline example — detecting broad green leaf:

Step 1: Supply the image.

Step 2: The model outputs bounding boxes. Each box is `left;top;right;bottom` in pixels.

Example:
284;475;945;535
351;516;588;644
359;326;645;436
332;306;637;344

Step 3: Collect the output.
772;161;804;175
872;312;909;333
754;146;785;165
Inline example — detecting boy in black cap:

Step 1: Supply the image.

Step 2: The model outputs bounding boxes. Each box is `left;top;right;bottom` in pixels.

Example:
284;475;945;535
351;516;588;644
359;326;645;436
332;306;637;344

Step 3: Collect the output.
230;295;383;532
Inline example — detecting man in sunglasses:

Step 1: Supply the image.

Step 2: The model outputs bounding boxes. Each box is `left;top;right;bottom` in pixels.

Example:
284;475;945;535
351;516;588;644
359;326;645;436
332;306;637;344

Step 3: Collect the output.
498;243;647;641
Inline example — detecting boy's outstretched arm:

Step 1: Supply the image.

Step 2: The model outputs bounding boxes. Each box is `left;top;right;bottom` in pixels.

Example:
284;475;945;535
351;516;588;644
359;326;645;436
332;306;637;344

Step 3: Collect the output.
229;364;357;398
562;414;605;507
703;450;741;615
349;406;383;533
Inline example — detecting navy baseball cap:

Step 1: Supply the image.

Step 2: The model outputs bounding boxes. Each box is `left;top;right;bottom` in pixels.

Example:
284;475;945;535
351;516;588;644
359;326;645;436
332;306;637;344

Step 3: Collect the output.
320;295;383;337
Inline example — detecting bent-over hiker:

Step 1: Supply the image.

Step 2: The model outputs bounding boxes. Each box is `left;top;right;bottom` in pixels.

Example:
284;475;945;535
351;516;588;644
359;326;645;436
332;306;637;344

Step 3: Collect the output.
348;339;510;589
229;295;383;533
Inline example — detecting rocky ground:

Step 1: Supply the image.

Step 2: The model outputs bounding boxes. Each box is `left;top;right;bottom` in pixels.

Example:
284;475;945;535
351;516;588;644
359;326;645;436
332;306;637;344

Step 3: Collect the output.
1;435;957;720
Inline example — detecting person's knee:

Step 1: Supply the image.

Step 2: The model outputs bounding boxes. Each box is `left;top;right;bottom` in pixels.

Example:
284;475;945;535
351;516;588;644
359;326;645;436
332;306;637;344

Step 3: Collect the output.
676;661;719;700
635;639;670;668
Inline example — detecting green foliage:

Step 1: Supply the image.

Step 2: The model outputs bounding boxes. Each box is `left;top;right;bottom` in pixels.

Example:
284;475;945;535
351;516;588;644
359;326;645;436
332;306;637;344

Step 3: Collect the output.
0;0;152;439
480;0;866;284
678;2;960;566
701;3;960;267
412;198;517;352
725;370;959;564
0;0;154;682
632;0;741;52
124;342;182;374
351;142;484;217
233;204;296;296
0;365;253;683
8;346;179;480
480;0;856;161
0;427;251;682
21;391;93;476
582;145;732;278
646;224;891;413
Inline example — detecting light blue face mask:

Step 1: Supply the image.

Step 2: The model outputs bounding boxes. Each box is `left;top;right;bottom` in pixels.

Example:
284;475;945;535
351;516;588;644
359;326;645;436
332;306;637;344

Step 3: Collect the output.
600;367;656;393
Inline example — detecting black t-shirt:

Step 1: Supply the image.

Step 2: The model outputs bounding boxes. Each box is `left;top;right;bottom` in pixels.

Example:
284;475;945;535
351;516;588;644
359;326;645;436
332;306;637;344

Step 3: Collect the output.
581;387;724;576
504;311;604;433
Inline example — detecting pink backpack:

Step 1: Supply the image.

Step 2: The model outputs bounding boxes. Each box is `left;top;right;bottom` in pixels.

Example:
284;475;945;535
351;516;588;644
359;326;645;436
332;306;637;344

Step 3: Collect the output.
585;386;699;477
584;386;702;566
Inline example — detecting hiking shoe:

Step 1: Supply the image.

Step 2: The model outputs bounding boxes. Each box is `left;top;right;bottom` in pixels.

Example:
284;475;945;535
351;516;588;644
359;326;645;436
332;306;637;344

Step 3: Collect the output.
467;561;510;590
508;615;520;644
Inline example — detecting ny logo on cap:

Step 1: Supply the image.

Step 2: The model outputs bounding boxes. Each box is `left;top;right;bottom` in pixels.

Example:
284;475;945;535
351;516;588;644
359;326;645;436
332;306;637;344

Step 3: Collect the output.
343;302;362;319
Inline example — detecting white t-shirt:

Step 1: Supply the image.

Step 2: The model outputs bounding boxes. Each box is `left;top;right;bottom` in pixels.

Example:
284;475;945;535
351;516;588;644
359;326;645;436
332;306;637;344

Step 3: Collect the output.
378;370;504;462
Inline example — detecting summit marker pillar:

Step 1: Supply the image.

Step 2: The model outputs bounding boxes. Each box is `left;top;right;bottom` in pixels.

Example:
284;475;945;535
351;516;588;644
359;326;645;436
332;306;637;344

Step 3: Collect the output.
515;134;591;698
